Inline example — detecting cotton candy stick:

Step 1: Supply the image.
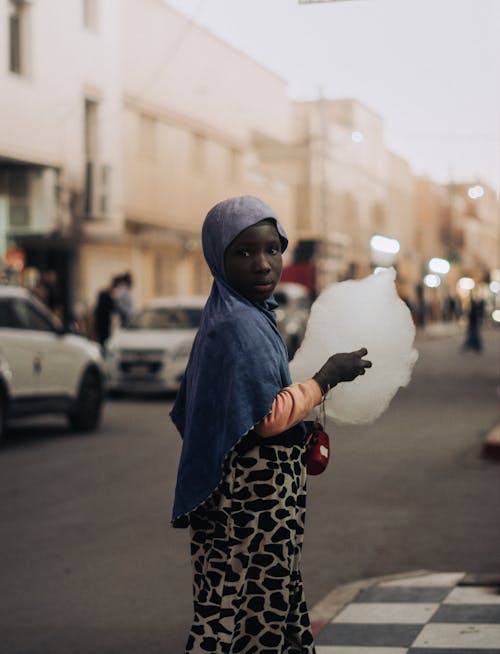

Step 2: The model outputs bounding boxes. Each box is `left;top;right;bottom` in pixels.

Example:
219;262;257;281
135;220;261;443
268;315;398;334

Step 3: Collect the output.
289;268;418;424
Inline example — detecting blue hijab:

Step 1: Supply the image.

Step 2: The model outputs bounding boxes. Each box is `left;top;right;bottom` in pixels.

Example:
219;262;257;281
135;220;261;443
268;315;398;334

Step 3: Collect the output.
171;196;292;527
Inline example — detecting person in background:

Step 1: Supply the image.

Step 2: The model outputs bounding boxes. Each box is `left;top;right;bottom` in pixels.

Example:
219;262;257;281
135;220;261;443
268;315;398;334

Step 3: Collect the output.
41;270;63;318
115;271;135;326
462;293;485;353
171;195;372;653
93;275;121;346
415;283;426;327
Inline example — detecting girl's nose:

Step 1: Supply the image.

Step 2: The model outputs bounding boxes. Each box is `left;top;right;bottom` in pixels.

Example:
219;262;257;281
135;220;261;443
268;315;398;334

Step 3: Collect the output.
253;252;271;272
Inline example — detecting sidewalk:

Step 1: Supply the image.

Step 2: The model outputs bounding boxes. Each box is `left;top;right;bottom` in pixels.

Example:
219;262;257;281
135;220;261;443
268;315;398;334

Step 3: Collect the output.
310;570;500;653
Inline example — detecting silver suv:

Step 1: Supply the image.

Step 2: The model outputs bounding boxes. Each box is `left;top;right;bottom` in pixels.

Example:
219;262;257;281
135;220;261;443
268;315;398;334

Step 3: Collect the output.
0;286;106;443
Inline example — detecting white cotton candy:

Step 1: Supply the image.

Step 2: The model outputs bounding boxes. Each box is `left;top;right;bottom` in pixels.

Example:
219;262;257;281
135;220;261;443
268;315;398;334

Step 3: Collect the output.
289;268;418;424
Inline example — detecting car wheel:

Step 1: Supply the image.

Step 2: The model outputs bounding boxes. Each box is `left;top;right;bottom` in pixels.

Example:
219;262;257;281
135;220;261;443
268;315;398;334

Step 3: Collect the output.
68;369;103;432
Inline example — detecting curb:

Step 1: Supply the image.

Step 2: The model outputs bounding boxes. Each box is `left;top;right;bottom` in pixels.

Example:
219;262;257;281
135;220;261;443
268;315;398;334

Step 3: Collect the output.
309;568;432;636
482;423;500;460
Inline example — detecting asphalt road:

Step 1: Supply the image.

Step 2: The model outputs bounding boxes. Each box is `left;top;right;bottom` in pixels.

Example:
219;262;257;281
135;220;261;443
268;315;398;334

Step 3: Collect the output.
1;323;499;653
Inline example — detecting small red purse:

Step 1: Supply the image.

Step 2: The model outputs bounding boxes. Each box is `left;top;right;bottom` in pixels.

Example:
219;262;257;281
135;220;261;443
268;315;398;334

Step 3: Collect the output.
304;420;330;475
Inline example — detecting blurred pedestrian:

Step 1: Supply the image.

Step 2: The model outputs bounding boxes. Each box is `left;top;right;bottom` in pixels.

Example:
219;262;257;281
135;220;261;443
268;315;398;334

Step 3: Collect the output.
444;293;461;322
170;195;371;653
462;294;485;353
115;271;135;326
415;283;426;327
93;276;121;346
31;269;64;321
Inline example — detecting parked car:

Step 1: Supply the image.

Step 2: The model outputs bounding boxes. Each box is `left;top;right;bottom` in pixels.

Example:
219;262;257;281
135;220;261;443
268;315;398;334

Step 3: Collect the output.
104;296;206;395
274;282;311;359
0;286;106;443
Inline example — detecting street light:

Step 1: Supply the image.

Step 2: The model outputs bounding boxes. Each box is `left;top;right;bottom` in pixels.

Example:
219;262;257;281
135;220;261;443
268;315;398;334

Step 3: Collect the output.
458;277;475;292
428;257;450;275
490;281;500;294
370;234;400;268
467;185;484;199
371;235;400;254
424;274;441;288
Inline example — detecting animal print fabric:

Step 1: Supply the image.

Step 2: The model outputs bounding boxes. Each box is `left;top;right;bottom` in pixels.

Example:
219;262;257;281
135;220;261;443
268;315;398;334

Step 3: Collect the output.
186;435;316;653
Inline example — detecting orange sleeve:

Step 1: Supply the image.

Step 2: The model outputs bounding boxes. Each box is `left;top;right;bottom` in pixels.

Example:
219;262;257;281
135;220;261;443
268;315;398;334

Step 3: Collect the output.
254;379;323;438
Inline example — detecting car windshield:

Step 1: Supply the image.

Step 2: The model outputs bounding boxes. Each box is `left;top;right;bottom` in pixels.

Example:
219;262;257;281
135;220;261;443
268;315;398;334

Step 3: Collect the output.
128;307;203;330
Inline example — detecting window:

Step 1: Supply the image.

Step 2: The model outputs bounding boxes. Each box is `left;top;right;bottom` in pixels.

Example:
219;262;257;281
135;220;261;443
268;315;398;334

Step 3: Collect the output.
84;98;99;216
12;299;56;332
83;0;98;30
8;0;29;75
8;168;30;228
99;164;111;215
129;307;203;330
0;299;20;328
84;99;98;160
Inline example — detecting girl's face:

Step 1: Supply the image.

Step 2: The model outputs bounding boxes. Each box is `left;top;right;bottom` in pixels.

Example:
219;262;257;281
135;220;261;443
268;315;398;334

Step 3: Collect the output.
224;220;283;302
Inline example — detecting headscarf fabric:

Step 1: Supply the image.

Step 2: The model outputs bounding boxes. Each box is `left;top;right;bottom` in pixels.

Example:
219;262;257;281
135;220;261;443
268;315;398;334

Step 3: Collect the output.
171;196;293;526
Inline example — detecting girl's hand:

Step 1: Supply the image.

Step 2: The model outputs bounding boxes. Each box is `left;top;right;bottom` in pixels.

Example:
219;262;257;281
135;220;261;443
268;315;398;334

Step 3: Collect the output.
313;348;372;393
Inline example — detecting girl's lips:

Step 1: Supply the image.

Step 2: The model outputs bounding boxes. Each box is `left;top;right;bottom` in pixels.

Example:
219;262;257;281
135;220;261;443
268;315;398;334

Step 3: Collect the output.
254;282;274;291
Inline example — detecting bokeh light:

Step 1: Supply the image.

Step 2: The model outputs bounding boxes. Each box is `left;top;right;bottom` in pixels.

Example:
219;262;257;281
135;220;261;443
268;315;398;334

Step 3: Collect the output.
458;277;475;291
429;257;450;274
371;235;400;254
467;185;484;199
489;281;500;294
424;274;441;288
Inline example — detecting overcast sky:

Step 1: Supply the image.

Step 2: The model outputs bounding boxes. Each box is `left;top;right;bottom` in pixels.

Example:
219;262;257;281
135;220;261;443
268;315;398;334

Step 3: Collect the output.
165;0;500;192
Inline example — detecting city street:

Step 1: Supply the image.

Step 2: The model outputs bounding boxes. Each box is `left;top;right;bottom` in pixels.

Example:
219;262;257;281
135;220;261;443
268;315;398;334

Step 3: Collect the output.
0;324;499;654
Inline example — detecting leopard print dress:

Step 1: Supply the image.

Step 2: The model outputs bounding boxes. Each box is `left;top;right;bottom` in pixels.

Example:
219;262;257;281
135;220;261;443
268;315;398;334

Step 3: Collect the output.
186;430;316;654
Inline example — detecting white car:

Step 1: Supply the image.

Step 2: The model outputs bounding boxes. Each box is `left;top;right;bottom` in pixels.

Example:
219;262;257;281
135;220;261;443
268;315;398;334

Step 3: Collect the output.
0;286;106;443
104;296;206;395
274;282;311;359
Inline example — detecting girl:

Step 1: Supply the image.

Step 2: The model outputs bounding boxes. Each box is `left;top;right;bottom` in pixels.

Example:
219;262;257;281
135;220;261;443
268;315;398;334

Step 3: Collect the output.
171;195;371;654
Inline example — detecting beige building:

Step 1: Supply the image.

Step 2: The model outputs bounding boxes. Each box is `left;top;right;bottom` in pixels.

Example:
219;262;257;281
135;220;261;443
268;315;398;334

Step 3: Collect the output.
271;98;418;294
0;0;123;317
80;0;296;308
0;0;296;315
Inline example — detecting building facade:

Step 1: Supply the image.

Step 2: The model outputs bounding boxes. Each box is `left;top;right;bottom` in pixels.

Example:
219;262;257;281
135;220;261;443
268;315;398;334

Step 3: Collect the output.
0;0;123;319
281;99;418;295
80;0;297;309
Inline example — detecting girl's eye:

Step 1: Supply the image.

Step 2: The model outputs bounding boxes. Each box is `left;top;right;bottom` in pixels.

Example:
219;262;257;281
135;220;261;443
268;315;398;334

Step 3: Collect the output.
268;246;280;255
237;249;250;257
